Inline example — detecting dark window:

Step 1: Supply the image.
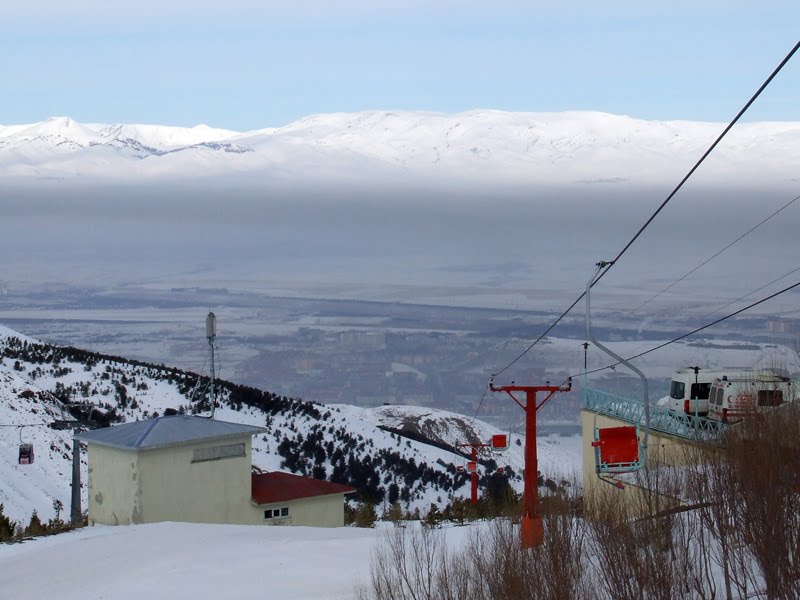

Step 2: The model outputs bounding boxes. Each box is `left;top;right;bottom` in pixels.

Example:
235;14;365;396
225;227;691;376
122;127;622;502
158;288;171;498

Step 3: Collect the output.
670;381;685;400
758;389;783;407
264;507;289;520
690;382;711;400
710;387;721;406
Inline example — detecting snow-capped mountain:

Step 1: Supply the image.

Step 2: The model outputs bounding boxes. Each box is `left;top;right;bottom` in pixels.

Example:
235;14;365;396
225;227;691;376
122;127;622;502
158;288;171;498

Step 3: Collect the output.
0;324;580;526
1;111;798;185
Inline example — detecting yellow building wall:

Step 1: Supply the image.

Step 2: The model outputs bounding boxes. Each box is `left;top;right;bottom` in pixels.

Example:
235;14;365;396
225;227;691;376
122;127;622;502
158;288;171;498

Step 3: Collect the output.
86;445;142;526
136;437;254;525
248;494;348;528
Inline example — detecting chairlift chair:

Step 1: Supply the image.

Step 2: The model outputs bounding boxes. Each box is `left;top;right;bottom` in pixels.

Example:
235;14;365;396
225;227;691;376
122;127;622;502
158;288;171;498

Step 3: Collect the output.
18;427;34;465
586;261;650;484
490;434;509;450
591;425;642;474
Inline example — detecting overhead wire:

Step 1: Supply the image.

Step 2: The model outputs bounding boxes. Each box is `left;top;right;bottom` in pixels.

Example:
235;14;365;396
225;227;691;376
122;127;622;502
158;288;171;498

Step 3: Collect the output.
489;38;800;381
698;264;800;321
573;278;800;380
630;191;800;314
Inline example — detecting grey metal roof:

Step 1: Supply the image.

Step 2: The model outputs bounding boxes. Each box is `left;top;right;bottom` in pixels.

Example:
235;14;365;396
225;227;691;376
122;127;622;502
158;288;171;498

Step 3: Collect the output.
74;415;267;451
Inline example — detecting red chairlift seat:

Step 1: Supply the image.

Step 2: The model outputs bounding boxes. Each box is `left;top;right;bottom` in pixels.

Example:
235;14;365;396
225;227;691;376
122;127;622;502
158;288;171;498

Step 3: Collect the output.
19;443;34;465
491;434;508;450
592;426;641;474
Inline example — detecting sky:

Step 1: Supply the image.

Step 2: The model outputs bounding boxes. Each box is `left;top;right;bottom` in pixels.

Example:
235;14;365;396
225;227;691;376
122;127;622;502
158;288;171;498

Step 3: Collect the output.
1;1;798;130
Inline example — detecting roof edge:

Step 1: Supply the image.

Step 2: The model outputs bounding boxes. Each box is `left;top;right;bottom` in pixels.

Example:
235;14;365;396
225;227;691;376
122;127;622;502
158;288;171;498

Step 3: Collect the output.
74;428;266;451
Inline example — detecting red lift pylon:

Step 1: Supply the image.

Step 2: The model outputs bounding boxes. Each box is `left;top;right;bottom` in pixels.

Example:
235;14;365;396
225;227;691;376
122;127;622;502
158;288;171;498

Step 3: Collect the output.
458;434;509;505
489;377;572;549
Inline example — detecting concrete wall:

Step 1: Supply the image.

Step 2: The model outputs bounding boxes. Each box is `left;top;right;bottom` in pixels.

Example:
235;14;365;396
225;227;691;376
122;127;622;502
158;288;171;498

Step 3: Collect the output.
86;445;141;526
248;494;347;528
137;437;254;525
87;435;255;526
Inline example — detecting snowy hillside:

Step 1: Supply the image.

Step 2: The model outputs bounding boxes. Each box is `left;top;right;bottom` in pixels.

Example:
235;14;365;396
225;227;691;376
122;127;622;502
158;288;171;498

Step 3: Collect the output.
1;111;798;185
0;324;581;526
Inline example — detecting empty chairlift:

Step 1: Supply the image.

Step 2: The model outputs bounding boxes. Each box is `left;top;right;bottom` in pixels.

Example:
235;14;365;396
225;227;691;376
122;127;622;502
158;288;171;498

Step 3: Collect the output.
18;427;34;465
592;425;642;473
585;262;649;483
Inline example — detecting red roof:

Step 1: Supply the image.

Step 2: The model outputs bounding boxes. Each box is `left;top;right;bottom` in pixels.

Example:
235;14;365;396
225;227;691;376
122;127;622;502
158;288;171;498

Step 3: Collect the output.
251;472;357;505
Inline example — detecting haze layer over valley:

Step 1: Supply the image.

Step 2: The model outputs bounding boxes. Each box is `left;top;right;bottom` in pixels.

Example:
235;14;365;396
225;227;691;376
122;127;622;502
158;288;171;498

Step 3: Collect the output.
2;110;798;420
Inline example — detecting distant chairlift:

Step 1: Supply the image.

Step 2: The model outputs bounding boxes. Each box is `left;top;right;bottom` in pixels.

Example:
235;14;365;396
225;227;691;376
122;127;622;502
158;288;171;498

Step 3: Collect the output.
585;262;649;485
18;427;34;465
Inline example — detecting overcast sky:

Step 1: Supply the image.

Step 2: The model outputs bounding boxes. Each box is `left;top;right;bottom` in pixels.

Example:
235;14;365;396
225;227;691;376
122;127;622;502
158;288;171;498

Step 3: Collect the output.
1;1;798;129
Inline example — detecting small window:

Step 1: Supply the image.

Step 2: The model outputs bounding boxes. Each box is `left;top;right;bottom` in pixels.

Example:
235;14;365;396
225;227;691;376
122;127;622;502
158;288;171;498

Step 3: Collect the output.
670;381;685;400
710;387;721;406
192;443;245;463
758;389;783;407
264;507;289;520
690;382;711;400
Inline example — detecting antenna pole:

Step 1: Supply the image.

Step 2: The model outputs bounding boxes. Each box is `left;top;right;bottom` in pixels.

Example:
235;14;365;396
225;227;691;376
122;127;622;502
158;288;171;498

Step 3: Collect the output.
71;435;82;525
206;312;217;419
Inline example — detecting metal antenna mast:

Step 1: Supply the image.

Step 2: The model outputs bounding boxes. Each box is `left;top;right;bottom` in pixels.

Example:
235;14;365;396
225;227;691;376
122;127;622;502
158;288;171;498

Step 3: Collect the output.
206;312;217;419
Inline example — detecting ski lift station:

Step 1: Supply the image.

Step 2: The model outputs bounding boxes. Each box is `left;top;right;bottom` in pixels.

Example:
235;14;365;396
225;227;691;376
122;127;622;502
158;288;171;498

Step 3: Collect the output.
75;415;356;527
580;261;797;504
580;371;796;501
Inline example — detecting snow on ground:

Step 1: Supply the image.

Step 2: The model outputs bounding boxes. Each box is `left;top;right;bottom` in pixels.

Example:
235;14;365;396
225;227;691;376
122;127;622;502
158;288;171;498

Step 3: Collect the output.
0;367;81;524
0;521;478;600
0;522;370;600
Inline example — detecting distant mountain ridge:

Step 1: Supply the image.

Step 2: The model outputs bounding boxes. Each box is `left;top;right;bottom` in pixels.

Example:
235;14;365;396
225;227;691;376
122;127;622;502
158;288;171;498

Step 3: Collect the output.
2;111;798;185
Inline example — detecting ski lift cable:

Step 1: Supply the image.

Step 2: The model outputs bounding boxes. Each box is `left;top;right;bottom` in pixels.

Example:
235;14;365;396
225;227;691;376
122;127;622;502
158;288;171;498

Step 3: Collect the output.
468;382;490;426
697;264;800;322
630;191;800;314
489;39;800;380
574;278;800;379
593;38;800;292
606;263;800;363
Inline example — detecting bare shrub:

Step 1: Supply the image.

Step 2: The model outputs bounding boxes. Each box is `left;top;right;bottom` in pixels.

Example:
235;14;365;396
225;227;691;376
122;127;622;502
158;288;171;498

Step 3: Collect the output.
726;403;800;599
358;525;448;600
359;482;590;600
361;407;800;600
585;447;710;600
683;401;800;600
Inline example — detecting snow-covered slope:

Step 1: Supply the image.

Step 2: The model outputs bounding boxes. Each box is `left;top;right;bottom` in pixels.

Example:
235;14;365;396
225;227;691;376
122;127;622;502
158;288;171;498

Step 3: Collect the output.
0;324;581;526
1;111;798;185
